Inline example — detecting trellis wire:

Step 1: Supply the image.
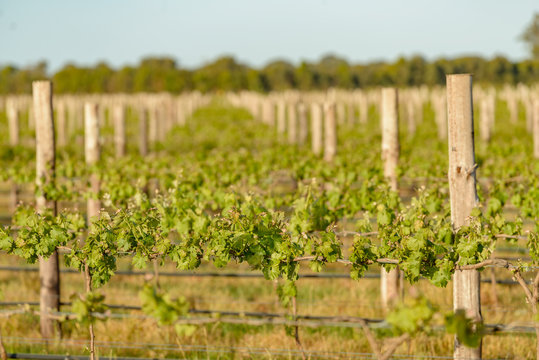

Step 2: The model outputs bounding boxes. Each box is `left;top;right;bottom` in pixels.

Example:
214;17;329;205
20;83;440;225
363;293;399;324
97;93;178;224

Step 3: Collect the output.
0;265;533;284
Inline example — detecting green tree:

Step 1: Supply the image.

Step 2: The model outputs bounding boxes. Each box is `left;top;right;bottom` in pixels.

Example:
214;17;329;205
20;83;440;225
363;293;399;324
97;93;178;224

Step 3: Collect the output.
261;60;296;91
520;13;539;59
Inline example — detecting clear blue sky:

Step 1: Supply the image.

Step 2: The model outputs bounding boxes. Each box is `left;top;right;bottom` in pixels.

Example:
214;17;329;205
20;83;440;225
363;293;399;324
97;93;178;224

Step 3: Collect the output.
0;0;537;73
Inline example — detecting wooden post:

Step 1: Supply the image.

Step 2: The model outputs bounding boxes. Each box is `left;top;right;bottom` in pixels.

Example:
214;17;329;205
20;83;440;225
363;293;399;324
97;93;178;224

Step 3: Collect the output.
406;96;416;137
447;74;482;360
138;106;148;157
6;98;19;146
269;100;276;127
381;88;399;190
479;93;494;143
288;102;297;144
6;98;20;212
67;100;77;143
380;88;401;310
56;100;67;147
507;95;518;124
359;92;368;124
84;104;100;202
277;101;286;134
148;102;158;151
157;99;167;143
113;103;126;158
85;103;101;219
311;102;323;155
434;92;447;140
84;102;100;360
323;102;337;162
33;81;60;339
298;102;308;145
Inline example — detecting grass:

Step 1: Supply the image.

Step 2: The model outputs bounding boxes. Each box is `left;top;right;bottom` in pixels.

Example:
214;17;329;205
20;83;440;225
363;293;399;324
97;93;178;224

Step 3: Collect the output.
0;253;536;359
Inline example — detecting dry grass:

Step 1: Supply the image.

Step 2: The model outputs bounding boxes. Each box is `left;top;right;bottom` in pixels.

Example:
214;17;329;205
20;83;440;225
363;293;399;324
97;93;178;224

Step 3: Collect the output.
0;252;536;359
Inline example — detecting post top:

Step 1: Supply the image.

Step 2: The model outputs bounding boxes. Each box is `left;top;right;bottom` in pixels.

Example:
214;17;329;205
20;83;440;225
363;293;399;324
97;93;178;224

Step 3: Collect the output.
32;80;52;85
446;73;473;78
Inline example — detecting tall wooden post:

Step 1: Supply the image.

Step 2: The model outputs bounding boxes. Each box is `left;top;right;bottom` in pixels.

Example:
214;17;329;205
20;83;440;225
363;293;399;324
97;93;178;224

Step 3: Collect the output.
381;88;399;190
359;92;368;124
277;101;286;134
311;102;323;156
84;102;100;360
6;98;19;146
434;92;448;140
288;102;297;144
406;97;416;137
7;98;20;212
56;100;67;147
113;103;126;158
298;102;308;145
138;106;148;157
157;99;167;143
67;100;77;143
479;93;494;144
323;102;337;162
447;74;482;360
266;100;275;127
33;81;60;339
380;88;401;310
507;95;518;124
85;103;101;219
148;102;158;151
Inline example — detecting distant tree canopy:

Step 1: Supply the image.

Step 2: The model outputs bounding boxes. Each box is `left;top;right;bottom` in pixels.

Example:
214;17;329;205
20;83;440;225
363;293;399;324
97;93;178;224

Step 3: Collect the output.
1;54;539;94
520;12;539;60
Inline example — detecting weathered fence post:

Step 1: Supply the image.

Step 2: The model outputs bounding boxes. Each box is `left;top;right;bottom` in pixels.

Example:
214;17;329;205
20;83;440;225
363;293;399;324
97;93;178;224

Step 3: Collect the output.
447;74;482;360
298;102;308;145
85;103;101;219
7;98;19;146
311;102;323;156
480;91;495;144
288;102;297;144
56;100;67;147
323;102;337;162
277;100;286;134
113;103;126;158
433;91;447;140
33;81;60;339
6;98;20;212
138;106;148;157
148;101;158;151
380;87;401;310
359;92;368;124
84;102;100;360
406;94;417;137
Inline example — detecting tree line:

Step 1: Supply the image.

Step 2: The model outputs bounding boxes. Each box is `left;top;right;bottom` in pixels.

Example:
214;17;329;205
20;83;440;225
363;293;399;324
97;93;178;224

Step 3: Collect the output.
1;54;539;94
